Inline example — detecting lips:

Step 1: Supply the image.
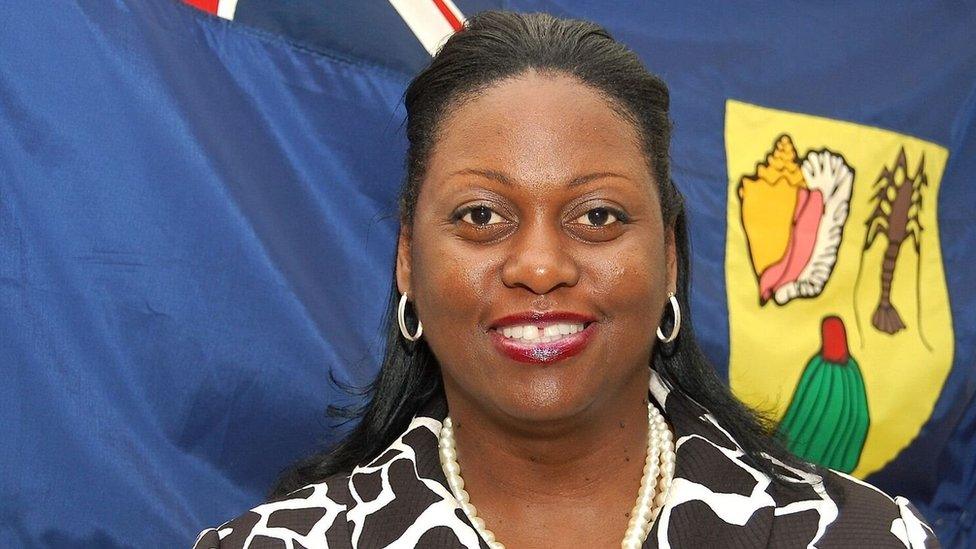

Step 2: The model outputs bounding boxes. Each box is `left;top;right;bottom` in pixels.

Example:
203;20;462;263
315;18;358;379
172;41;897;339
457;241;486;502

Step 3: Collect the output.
488;311;597;364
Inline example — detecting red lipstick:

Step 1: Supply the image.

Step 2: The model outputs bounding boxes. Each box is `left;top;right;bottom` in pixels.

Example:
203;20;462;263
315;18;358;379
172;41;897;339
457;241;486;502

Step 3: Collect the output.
488;311;597;364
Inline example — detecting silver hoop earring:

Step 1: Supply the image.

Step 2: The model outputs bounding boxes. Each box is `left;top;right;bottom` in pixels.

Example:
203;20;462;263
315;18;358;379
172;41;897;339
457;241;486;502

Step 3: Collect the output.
398;292;423;342
657;292;681;343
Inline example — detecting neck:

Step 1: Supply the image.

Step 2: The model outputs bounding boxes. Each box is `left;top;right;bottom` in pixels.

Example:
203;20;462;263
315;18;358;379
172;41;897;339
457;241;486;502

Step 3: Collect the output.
443;367;652;505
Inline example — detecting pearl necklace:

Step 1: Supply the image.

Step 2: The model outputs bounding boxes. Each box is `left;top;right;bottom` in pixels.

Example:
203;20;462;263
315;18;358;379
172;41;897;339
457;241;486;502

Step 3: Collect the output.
438;401;675;549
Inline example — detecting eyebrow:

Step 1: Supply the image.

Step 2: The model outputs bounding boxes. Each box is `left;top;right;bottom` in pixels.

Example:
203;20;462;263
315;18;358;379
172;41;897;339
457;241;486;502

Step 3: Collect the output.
449;168;630;188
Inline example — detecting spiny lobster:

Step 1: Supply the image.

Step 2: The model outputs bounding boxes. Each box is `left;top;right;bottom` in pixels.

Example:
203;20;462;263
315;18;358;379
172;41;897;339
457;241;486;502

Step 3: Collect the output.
863;147;926;334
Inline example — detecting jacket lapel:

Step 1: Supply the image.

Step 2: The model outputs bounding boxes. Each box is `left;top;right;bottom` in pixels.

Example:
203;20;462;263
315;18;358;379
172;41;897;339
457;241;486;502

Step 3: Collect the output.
643;370;774;548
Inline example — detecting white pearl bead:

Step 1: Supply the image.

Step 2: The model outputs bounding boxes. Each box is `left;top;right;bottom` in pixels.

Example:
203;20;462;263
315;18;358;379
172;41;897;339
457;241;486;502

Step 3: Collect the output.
444;461;460;476
638;491;655;508
462;501;477;517
623;532;644;546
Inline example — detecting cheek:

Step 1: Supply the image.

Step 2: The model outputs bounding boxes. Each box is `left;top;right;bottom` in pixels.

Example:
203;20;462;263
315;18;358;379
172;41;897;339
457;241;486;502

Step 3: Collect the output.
411;238;503;384
412;237;496;328
589;240;666;333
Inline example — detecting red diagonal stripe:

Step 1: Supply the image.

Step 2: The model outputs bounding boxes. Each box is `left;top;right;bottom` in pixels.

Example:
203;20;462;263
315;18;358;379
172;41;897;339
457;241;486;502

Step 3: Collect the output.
183;0;218;14
432;0;463;31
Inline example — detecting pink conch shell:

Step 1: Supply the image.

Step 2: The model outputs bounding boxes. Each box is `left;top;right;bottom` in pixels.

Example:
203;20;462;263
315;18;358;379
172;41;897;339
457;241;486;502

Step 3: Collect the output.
771;149;854;305
759;188;825;303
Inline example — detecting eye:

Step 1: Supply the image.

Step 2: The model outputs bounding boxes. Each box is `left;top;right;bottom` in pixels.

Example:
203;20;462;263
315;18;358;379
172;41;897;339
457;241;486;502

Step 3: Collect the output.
572;207;623;227
459;205;506;226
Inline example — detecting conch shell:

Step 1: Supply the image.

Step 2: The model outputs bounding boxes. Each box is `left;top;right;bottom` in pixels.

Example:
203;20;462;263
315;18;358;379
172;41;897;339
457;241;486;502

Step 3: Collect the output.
738;135;807;277
738;135;854;305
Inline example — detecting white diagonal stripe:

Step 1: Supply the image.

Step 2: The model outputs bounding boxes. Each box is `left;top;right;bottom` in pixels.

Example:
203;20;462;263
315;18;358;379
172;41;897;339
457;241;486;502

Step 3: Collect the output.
389;0;466;56
216;0;239;20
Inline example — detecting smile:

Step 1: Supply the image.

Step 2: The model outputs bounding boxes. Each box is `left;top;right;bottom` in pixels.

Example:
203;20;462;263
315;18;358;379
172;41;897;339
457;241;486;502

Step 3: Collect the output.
498;322;586;343
489;321;596;364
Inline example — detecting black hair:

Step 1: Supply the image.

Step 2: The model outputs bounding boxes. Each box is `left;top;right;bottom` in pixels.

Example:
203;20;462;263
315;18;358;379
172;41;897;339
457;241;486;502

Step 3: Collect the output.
270;10;822;499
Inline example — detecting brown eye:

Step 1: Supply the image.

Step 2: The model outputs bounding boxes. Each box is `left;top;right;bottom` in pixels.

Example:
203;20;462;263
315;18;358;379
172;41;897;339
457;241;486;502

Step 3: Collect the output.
461;205;505;226
573;207;620;227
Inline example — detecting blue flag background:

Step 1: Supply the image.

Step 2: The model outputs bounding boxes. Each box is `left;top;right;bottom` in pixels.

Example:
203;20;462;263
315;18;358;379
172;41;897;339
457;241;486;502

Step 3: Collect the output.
1;1;973;547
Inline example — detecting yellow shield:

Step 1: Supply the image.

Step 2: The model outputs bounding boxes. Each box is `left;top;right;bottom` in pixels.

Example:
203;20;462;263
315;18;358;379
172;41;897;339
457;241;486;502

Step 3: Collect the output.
725;100;954;477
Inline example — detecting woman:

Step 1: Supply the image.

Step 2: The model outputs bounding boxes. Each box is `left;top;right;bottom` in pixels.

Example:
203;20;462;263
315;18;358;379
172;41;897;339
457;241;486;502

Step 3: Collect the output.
194;11;938;549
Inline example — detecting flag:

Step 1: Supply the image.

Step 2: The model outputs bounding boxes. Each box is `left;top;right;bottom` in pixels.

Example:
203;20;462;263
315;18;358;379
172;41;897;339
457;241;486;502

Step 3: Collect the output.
1;1;973;546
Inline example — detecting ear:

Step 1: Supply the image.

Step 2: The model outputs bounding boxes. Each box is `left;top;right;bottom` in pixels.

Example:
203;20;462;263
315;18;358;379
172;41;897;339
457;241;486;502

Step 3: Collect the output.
396;223;412;297
665;226;678;294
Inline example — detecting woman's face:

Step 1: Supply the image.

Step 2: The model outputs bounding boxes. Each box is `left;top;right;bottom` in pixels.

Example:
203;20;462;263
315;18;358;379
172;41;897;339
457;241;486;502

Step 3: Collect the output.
397;72;676;427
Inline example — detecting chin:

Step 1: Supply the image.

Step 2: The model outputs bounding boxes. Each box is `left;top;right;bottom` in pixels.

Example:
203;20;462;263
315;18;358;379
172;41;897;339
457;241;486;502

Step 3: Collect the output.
489;379;599;429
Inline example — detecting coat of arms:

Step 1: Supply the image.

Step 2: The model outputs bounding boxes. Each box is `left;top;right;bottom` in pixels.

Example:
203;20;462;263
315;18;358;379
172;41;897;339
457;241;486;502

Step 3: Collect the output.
724;100;953;477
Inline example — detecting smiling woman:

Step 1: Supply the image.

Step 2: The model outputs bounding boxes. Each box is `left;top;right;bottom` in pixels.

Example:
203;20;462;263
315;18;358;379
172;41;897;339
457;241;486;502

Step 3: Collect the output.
193;10;938;549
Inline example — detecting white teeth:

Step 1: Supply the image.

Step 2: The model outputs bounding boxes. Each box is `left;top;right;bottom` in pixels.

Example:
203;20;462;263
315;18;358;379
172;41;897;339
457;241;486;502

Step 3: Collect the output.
498;322;585;343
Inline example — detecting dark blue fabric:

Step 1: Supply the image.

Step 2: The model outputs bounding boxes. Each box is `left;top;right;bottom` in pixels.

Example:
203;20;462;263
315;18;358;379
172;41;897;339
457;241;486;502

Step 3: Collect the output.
0;1;407;545
0;0;973;547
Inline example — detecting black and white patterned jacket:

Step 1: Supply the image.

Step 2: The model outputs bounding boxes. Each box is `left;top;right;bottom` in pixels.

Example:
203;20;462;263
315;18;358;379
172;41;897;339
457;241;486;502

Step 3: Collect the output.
193;371;938;548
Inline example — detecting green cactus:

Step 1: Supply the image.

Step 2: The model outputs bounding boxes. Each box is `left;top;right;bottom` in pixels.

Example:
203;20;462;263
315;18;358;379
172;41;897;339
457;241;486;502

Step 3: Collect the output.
776;316;869;472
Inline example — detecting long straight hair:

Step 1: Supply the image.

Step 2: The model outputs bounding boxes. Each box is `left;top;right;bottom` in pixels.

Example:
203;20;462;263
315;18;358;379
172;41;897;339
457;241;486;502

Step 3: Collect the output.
270;10;819;499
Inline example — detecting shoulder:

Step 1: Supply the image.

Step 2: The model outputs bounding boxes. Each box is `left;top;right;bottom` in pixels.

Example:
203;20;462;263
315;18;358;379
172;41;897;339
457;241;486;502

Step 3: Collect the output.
192;474;354;549
821;470;938;547
767;465;939;548
191;401;454;549
652;375;939;548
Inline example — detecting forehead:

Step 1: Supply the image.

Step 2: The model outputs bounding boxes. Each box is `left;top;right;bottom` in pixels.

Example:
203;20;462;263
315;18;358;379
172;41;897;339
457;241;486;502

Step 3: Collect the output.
426;72;651;189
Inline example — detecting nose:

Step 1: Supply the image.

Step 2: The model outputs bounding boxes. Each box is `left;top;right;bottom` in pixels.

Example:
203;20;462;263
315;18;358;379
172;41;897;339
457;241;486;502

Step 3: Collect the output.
500;217;580;294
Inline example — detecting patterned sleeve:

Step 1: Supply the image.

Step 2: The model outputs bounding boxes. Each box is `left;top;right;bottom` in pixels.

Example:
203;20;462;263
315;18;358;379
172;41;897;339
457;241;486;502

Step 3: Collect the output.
190;481;353;548
890;496;940;548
